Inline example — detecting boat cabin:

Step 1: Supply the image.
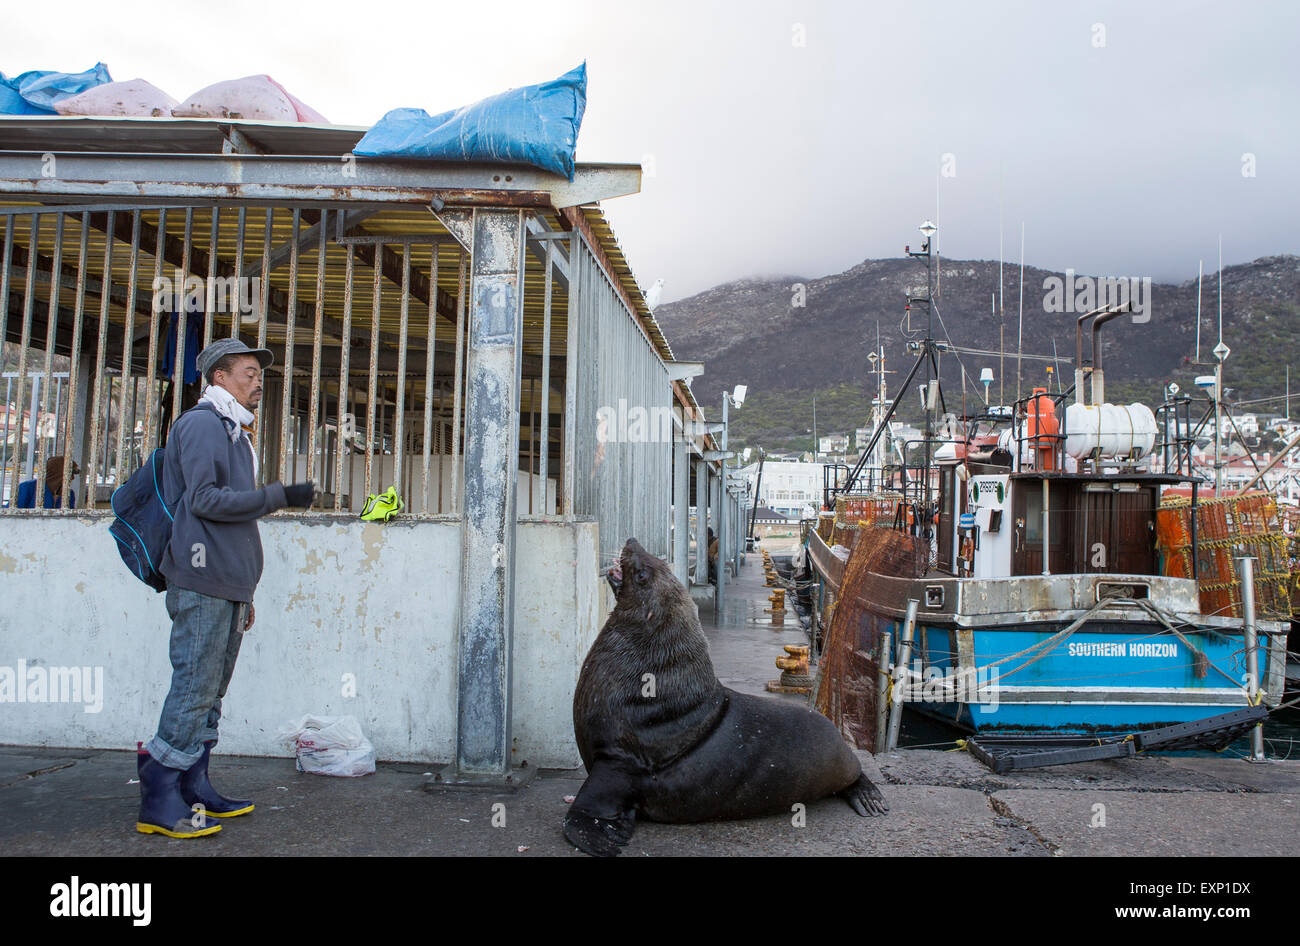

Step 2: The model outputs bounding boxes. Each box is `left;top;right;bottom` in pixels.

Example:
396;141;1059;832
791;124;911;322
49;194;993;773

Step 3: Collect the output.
937;466;1187;580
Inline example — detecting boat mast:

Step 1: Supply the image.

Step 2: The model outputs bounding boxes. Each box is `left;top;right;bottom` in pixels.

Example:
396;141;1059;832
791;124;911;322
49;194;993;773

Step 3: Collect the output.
999;206;1005;407
1195;259;1203;363
1016;222;1025;406
1215;237;1224;496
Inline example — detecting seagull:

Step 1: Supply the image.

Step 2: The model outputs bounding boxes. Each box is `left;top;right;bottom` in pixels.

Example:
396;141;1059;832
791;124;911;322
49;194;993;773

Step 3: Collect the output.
644;278;664;311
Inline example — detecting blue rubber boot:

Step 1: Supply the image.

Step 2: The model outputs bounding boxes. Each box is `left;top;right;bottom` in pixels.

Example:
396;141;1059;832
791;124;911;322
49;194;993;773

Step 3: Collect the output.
179;741;254;818
136;748;221;838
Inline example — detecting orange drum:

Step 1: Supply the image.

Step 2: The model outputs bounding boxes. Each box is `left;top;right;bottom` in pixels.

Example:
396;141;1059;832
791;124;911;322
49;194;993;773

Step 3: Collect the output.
1026;387;1059;471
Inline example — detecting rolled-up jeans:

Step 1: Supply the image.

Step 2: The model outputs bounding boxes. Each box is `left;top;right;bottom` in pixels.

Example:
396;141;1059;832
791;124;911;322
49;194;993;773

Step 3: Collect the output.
146;586;248;770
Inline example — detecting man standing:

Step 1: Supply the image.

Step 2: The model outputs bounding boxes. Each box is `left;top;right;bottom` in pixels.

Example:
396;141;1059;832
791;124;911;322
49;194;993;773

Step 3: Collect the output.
137;338;314;838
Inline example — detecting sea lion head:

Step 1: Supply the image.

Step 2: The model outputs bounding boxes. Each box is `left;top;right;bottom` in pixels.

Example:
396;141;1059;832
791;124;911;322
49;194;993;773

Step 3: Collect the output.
607;537;685;627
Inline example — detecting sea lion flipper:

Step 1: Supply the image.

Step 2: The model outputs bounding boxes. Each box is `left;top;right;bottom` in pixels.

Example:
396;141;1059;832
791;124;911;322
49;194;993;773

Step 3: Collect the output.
563;808;636;858
840;773;889;817
563;761;638;857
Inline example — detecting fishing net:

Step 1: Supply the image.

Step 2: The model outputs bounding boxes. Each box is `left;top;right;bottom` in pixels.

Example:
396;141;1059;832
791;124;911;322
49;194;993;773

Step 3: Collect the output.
813;525;929;750
1156;492;1291;619
829;492;904;547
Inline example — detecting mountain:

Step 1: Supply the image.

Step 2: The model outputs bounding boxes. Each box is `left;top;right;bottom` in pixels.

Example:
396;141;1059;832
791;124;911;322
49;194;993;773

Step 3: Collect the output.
654;255;1300;453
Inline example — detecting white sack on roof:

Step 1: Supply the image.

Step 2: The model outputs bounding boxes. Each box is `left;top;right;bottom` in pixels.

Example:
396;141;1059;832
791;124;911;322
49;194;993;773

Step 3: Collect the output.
172;74;327;123
53;79;178;118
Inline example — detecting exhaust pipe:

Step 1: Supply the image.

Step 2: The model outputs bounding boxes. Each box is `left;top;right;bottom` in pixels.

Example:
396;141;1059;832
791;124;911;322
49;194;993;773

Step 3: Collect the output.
1075;307;1106;405
1090;305;1131;407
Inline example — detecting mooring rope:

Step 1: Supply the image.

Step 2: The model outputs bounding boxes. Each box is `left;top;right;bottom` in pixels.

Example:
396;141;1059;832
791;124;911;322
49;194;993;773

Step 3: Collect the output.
980;594;1127;680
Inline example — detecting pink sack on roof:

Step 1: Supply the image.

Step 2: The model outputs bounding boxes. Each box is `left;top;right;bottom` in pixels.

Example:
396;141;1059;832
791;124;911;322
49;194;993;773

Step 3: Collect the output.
172;75;327;123
54;79;179;118
267;77;329;123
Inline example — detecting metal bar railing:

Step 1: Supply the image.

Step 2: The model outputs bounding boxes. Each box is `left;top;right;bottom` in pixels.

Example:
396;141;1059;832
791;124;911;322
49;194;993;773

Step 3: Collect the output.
8;213;40;508
364;248;381;500
0;201;488;517
83;210;114;506
305;211;326;502
253;208;272;463
142;208;166;458
393;242;410;492
59;215;89;505
203;207;219;349
113;211;142;481
278;208;300;484
334;244;354;512
170;207;192;425
421;250;437;511
33;212;64;507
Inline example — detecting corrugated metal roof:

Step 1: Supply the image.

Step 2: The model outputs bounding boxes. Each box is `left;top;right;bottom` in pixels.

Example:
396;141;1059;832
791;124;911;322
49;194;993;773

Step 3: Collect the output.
573;204;707;426
0;115;368;155
577;204;674;363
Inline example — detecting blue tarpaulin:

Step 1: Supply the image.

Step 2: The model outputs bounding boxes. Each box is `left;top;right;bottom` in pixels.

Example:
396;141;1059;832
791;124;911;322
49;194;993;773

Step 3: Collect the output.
0;62;113;115
353;63;587;181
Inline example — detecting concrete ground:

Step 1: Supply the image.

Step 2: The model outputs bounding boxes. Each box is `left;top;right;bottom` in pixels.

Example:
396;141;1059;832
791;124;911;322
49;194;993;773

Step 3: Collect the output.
2;553;1296;857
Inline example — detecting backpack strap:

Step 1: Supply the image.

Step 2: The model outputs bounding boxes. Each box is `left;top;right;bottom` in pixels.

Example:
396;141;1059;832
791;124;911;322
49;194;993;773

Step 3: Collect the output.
183;400;237;438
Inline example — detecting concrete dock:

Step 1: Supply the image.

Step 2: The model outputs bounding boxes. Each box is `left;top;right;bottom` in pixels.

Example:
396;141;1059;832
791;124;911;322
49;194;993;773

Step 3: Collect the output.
2;548;1296;857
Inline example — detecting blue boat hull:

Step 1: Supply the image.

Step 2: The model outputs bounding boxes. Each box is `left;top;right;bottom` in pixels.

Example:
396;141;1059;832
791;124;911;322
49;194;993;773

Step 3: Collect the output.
879;616;1282;736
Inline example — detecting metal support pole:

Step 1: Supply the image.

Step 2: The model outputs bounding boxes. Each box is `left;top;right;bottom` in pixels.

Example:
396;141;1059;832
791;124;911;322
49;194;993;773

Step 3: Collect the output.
452;209;526;781
717;396;728;615
734;488;743;573
1041;477;1050;576
694;457;707;586
1237;555;1267;762
1215;361;1224;496
887;599;920;751
673;436;689;586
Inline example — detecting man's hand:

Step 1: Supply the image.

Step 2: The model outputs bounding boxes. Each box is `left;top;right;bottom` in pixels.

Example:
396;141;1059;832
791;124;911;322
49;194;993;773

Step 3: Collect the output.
283;481;315;508
245;603;255;631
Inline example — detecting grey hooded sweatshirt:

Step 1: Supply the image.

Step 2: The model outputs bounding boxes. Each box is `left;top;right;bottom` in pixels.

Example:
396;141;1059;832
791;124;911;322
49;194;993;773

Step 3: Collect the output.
159;403;287;602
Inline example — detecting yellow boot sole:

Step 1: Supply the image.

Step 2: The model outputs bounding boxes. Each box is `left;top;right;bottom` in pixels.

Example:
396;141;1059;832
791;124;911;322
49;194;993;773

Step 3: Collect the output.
205;803;255;818
136;821;222;838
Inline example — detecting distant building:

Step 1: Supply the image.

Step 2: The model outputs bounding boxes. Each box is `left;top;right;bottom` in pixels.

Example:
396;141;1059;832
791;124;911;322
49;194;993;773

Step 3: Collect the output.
818;433;849;456
749;505;795;539
739;459;827;519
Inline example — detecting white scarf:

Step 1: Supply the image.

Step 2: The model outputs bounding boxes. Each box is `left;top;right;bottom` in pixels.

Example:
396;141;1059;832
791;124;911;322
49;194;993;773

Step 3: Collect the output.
200;383;258;480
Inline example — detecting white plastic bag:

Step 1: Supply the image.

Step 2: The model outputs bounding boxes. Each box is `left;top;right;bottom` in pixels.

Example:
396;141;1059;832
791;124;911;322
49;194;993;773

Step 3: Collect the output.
278;714;375;777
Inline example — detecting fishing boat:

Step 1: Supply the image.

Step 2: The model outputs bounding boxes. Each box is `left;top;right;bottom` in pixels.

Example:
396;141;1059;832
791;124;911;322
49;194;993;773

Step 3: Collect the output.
807;273;1289;756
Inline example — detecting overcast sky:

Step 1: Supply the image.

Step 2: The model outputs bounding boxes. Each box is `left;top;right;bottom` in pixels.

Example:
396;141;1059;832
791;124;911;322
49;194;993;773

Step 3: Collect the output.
7;0;1298;304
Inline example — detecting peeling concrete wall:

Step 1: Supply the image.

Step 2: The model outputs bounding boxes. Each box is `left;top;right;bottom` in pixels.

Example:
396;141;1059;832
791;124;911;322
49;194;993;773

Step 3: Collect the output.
0;514;600;767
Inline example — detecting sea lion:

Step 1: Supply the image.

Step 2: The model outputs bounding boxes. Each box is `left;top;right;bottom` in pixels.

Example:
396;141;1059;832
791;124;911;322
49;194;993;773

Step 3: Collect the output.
564;537;886;857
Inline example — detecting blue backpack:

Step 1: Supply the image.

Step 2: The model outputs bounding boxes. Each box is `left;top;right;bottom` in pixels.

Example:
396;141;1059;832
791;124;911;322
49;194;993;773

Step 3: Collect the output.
109;447;174;593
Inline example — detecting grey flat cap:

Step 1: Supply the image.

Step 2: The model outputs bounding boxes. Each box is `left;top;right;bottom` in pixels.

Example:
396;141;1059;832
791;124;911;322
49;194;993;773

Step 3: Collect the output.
196;338;274;380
